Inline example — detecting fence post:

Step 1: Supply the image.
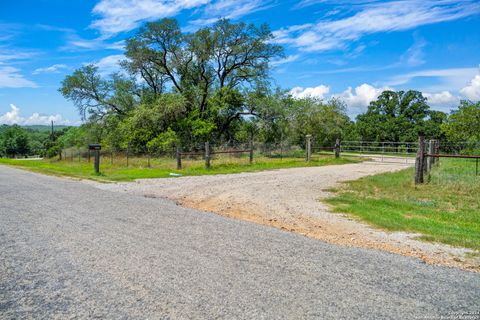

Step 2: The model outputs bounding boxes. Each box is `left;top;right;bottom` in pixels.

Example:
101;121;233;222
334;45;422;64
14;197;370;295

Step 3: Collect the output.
78;149;81;162
176;147;182;170
87;149;90;163
205;141;211;169
335;138;341;159
305;135;312;161
426;140;434;172
434;140;440;165
415;135;426;184
126;143;129;168
249;138;254;165
111;150;113;165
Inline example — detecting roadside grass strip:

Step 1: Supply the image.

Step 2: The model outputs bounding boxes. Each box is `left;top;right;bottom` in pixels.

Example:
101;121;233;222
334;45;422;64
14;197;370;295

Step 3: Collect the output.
326;159;480;250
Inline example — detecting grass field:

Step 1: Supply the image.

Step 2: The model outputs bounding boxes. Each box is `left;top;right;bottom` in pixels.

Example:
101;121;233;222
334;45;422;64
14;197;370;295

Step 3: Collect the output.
326;158;480;250
0;153;357;182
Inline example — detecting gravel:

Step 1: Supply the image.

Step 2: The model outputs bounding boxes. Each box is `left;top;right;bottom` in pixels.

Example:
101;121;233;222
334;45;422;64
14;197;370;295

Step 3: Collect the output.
97;162;478;270
1;165;479;319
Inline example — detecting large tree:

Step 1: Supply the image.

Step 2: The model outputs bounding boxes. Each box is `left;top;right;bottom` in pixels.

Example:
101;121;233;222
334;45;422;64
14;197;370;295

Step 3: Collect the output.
60;18;283;146
60;66;137;120
356;90;430;142
123;18;282;115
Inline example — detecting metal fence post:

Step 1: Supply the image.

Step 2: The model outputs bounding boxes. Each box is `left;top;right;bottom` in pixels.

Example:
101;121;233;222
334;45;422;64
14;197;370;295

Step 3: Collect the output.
205;141;211;169
305;135;312;161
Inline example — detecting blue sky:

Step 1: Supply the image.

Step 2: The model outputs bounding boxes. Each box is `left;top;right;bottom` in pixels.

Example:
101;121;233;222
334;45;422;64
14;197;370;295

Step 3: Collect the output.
1;0;480;124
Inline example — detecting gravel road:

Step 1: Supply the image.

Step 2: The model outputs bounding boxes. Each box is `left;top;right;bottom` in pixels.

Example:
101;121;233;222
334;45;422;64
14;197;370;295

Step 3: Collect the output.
1;165;479;319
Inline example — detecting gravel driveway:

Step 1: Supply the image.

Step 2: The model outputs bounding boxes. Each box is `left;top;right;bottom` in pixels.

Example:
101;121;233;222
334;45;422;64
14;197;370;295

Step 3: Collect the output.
97;162;478;270
1;165;479;319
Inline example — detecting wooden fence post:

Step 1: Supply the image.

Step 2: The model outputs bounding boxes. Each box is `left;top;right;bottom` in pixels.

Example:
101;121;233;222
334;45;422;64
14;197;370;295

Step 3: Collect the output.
205;141;211;169
415;135;426;184
335;138;341;159
126;143;129;168
249;138;254;165
305;135;312;161
426;140;434;172
434;140;440;165
176;147;182;170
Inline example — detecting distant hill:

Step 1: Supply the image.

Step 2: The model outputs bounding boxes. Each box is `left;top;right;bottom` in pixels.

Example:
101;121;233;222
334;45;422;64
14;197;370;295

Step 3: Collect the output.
22;125;71;132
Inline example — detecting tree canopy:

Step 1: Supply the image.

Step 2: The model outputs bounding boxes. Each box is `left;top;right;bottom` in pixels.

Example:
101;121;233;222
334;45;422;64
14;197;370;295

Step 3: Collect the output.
49;18;480;156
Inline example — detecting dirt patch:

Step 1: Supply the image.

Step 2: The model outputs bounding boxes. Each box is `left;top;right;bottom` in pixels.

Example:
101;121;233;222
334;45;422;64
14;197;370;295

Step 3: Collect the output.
96;162;479;272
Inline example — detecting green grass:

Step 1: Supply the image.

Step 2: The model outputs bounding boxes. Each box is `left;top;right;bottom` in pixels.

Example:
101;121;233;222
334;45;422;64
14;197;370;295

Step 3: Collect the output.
326;158;480;250
0;154;357;182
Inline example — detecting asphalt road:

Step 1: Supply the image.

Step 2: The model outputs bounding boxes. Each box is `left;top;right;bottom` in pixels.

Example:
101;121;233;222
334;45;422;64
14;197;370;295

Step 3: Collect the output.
0;165;479;319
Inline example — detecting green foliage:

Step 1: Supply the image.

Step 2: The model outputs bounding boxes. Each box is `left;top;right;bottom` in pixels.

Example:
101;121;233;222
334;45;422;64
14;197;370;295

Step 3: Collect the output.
60;65;137;120
46;145;62;159
0;125;31;157
60;18;283;146
56;18;476;154
356;90;430;142
442;100;480;143
147;128;178;154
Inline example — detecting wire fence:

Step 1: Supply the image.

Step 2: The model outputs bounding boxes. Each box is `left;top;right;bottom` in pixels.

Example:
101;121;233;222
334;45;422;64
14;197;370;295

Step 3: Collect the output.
58;141;331;171
415;138;480;185
56;137;479;184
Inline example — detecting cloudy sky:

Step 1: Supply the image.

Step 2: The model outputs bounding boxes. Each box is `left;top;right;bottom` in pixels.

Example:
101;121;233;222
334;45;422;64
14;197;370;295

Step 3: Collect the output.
1;0;480;124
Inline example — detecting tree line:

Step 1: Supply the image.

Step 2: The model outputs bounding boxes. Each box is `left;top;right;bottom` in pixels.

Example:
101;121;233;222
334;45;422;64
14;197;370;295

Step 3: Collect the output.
1;18;479;158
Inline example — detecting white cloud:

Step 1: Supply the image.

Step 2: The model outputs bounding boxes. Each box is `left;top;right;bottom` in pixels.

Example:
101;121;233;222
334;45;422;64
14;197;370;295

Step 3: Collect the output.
0;104;76;126
274;0;480;52
290;85;330;99
291;83;391;115
271;54;300;67
88;54;126;76
33;64;68;75
290;81;469;116
91;0;210;37
387;67;479;89
401;36;426;67
335;83;391;111
424;91;460;108
188;0;272;27
460;73;480;101
0;66;38;88
62;36;125;51
0;104;23;124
